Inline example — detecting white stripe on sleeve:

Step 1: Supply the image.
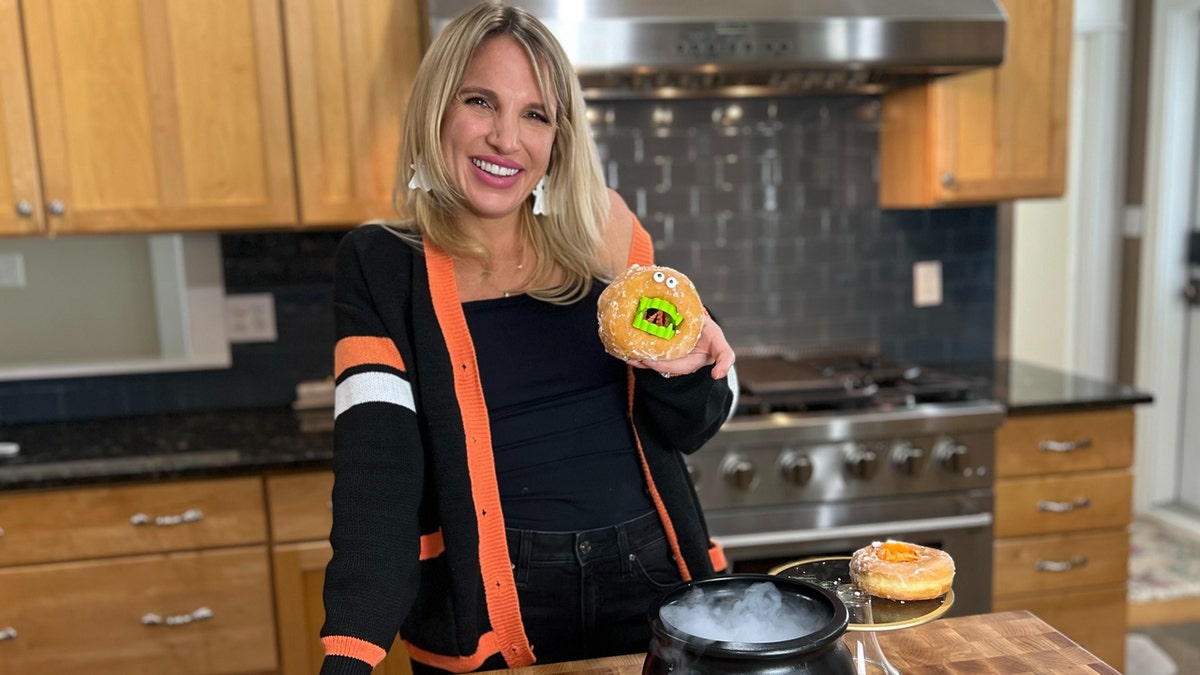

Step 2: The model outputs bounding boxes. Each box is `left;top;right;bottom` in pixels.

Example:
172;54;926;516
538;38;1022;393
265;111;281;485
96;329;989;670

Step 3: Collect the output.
335;371;416;418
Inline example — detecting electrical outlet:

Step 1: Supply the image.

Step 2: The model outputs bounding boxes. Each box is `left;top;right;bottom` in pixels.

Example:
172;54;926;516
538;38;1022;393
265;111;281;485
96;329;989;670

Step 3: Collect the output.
0;252;27;288
225;293;278;343
913;261;943;307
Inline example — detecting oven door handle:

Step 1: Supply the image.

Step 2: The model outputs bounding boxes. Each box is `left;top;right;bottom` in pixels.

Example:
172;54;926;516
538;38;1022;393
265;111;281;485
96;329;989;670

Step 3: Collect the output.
711;513;993;550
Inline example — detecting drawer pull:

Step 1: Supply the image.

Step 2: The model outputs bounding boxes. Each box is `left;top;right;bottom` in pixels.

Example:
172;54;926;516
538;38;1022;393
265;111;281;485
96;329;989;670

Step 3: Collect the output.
1038;438;1093;452
130;508;204;527
141;606;213;626
1036;555;1088;572
1037;497;1091;513
0;627;16;641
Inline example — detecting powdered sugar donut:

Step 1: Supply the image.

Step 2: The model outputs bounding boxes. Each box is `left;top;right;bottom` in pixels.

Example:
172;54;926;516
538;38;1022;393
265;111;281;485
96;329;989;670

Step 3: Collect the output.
597;264;703;362
848;540;955;601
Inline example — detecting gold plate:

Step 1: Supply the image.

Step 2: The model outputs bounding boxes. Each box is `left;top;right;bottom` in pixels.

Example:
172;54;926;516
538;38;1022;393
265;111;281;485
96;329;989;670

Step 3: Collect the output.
770;556;955;632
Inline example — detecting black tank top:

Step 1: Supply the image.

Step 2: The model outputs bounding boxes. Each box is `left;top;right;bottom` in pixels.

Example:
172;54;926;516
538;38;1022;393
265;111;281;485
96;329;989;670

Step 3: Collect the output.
463;282;655;531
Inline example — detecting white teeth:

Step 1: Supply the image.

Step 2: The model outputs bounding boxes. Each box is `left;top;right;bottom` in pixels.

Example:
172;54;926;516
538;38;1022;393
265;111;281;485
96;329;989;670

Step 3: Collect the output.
472;158;519;177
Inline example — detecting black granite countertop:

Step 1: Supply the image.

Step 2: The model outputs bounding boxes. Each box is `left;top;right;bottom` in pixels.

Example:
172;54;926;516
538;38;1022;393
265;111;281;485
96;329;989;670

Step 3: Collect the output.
937;359;1154;415
0;407;333;491
0;361;1153;492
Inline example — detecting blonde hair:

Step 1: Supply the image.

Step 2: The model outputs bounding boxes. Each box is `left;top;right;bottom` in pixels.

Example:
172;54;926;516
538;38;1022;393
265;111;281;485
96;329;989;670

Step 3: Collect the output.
389;1;610;304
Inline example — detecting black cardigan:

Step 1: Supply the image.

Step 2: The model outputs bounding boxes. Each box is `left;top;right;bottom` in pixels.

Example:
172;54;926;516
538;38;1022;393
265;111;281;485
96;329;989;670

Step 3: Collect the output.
320;222;734;674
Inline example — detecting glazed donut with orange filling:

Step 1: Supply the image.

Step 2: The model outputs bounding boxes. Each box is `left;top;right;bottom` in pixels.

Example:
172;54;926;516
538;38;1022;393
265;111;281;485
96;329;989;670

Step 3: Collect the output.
597;264;704;362
848;540;955;601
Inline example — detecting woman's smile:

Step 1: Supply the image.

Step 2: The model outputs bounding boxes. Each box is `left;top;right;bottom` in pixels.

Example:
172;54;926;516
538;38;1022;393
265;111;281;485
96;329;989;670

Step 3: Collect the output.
470;155;524;187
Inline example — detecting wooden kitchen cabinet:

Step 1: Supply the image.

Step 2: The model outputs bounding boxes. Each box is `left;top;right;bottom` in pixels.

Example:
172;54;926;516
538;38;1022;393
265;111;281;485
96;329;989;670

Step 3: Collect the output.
0;476;277;674
0;547;276;675
879;0;1073;208
19;0;297;233
0;476;267;566
283;0;425;226
268;471;413;675
0;0;42;235
991;407;1134;669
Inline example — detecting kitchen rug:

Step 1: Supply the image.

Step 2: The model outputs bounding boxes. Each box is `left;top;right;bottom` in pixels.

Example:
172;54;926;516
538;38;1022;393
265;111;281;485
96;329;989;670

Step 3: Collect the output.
1128;515;1200;604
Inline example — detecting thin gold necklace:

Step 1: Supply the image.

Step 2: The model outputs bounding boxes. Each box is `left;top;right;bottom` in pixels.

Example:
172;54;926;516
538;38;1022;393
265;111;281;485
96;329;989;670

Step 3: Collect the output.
482;243;528;298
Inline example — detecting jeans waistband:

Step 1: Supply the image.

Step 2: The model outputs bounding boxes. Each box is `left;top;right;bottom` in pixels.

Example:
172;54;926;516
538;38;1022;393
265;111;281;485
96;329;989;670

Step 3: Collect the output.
505;510;663;566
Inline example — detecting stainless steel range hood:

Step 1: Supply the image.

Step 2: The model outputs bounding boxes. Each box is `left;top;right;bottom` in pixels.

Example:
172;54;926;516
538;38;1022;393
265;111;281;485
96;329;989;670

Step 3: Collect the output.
426;0;1007;98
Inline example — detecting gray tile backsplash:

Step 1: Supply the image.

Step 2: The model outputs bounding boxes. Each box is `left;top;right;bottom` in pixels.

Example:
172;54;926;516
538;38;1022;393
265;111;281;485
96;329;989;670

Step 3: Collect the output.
591;96;995;362
0;96;995;425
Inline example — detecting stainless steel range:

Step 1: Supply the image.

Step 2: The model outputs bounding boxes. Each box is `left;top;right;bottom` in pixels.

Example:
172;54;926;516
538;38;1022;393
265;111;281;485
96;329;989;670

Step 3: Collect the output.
697;354;1004;616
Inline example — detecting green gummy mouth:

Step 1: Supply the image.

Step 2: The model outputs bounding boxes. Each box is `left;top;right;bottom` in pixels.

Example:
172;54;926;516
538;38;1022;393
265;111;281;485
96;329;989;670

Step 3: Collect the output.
632;296;683;339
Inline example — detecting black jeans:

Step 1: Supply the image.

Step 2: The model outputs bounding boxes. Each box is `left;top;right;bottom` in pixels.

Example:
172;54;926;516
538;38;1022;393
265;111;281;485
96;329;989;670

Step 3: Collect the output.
505;510;683;664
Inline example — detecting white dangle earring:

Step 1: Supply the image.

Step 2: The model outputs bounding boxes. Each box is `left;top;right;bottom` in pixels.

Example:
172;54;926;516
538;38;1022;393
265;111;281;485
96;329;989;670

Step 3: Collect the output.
532;175;549;215
407;155;432;192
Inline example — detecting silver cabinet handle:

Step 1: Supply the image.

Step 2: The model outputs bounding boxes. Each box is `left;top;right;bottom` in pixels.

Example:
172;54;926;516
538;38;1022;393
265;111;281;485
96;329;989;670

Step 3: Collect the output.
1038;438;1093;452
0;627;16;641
940;172;956;187
15;201;33;217
1037;497;1091;513
141;606;213;626
130;508;204;526
46;200;65;216
1036;555;1088;572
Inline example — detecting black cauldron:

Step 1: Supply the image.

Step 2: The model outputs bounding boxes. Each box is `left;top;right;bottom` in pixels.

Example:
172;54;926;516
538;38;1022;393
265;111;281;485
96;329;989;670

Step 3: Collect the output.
642;574;856;674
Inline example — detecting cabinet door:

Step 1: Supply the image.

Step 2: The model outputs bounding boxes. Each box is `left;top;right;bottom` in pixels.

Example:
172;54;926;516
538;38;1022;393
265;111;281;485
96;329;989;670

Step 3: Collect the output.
21;0;297;233
284;0;424;226
996;408;1134;478
273;541;412;675
880;0;1072;207
994;469;1132;538
0;477;267;566
0;0;42;235
267;471;334;543
0;546;277;675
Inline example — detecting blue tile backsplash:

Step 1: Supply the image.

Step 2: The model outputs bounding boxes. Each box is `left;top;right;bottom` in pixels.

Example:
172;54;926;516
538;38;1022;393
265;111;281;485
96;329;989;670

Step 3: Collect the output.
0;96;994;425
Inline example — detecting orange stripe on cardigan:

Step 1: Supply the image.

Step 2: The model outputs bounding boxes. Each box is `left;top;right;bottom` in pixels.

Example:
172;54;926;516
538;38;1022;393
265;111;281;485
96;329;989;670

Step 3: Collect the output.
709;540;728;573
626;372;692;582
322;635;387;668
405;632;500;673
628;215;654;267
424;243;534;669
335;336;406;378
420;530;445;560
628;212;696;576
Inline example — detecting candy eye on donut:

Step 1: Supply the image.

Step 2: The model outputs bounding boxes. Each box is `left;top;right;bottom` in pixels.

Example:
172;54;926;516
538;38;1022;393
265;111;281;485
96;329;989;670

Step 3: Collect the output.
653;271;665;283
665;276;678;289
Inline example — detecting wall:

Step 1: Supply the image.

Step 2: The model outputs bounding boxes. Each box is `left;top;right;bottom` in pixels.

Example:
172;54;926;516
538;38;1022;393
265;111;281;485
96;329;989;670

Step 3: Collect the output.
0;96;997;426
1011;0;1133;379
595;97;997;362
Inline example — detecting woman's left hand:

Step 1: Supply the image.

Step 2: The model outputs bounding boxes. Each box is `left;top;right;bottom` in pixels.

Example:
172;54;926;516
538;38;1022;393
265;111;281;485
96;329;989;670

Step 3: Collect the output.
627;315;736;380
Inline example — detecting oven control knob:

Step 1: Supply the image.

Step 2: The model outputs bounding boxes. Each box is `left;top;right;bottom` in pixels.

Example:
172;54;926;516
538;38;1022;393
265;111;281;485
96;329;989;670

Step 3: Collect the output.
890;441;925;475
721;454;757;491
844;444;879;480
935;439;969;473
778;450;814;487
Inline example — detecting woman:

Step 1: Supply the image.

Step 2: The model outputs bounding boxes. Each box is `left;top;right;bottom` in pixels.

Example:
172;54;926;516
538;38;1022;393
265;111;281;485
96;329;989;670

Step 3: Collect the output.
320;2;736;673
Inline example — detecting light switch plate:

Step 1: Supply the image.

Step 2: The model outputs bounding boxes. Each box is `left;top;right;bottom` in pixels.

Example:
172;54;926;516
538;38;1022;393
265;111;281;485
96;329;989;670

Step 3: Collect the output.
225;293;278;343
0;252;26;288
913;261;943;307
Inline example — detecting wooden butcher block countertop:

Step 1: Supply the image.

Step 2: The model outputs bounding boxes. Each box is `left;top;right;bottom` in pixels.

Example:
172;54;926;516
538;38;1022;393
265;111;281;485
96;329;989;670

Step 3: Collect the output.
479;611;1120;674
